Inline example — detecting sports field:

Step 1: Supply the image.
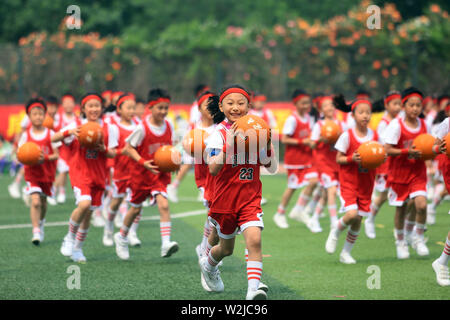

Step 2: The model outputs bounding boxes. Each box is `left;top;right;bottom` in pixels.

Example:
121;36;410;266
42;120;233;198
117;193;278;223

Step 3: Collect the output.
0;172;448;300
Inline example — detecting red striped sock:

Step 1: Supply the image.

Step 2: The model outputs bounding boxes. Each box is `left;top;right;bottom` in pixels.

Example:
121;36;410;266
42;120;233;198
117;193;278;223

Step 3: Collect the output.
395;229;404;241
438;237;450;265
206;250;219;270
247;261;263;291
245;248;248;263
277;205;285;215
343;229;359;253
160;221;171;245
130;214;141;233
107;207;117;222
120;225;129;238
74;228;89;250
415;223;425;238
68;219;80;240
314;202;323;217
204;241;213;257
32;227;40;234
337;217;347;231
328;204;337;217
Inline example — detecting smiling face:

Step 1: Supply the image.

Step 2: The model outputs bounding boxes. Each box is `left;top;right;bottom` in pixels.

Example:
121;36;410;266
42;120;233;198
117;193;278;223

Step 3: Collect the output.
151;102;169;123
62;97;75;114
320;98;335;119
28;107;46;127
82;99;103;122
219;92;249;123
47;103;58;118
295;96;311;115
120;100;136;122
353;103;371;128
386;98;401;118
404;96;422;120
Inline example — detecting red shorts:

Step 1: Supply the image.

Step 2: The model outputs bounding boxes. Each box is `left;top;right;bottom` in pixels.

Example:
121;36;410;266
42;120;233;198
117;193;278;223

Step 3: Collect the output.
375;174;388;193
339;189;371;216
112;179;130;198
388;178;427;207
319;169;339;189
25;181;53;197
72;183;105;209
129;185;168;207
208;209;264;239
287;166;318;189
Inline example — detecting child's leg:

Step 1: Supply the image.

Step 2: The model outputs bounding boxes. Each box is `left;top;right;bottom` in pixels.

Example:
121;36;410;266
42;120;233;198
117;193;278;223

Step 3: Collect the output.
327;186;338;226
156;194;172;245
30;193;42;235
106;196;123;231
209;237;235;267
438;231;450;266
394;204;408;241
305;184;322;215
120;205;142;238
74;209;93;250
342;215;362;255
294;178;318;212
404;200;416;241
277;188;296;214
371;190;387;219
413;195;427;240
243;226;263;292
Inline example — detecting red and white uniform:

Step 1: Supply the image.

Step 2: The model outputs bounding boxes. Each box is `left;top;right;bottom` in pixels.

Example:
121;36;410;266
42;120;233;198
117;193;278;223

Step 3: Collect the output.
111;121;136;198
374;113;392;192
248;108;277;129
335;128;378;216
310;119;345;189
384;117;429;206
205;119;265;239
62;120;119;209
433;117;450;192
20;115;32;131
189;101;202;125
54;111;82;173
125;115;175;207
282;112;317;189
19;128;60;197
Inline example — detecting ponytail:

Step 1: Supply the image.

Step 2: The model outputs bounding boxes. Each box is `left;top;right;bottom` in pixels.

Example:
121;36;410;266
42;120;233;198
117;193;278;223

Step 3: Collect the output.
207;95;224;124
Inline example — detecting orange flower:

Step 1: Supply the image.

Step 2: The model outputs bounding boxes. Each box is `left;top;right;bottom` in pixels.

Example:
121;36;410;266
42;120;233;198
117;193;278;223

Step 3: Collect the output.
297;18;309;30
391;67;398;76
270;66;280;75
323;66;330;75
382;69;390;78
0;68;5;78
84;57;92;64
413;34;420;42
352;32;361;40
430;4;441;13
373;60;381;70
310;46;319;55
369;80;377;88
113;47;120;55
39;58;47;65
288;69;297;78
388;23;395;31
328;49;335;56
392;37;400;45
112;62;121;71
105;73;114;81
359;46;367;55
19;37;27;46
67;41;75;49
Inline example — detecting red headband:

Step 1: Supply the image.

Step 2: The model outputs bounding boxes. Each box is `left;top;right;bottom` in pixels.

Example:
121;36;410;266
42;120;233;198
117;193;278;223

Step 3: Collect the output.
351;99;372;112
253;95;267;102
356;94;370;99
147;97;171;108
197;94;214;108
318;96;332;109
446;104;450;113
292;94;309;104
197;86;211;97
402;93;423;105
219;88;251;103
422;96;432;106
62;95;75;102
102;90;112;98
384;94;401;105
111;91;124;99
117;95;135;108
27;102;46;113
81;94;102;107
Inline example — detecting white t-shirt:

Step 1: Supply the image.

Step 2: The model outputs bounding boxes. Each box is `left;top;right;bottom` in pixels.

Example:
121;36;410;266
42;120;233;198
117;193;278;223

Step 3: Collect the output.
61;119;119;149
433;117;449;140
126;116;175;148
382;118;430;146
189;101;202;124
310;120;347;142
18;128;61;150
334;129;375;154
20;115;31;130
282;113;314;136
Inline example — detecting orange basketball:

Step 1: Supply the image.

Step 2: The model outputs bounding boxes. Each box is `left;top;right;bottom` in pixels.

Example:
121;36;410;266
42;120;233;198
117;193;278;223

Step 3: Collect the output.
412;133;436;160
183;129;208;157
43;115;54;129
234;114;270;152
320;120;341;144
444;133;450;158
79;122;103;149
154;145;181;173
17;141;41;166
357;141;386;170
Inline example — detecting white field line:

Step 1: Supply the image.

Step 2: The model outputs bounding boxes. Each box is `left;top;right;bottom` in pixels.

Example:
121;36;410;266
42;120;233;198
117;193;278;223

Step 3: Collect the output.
0;209;206;230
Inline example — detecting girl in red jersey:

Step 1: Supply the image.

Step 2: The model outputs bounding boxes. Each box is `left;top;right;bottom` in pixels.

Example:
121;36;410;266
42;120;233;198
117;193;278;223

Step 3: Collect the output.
325;95;382;264
383;87;430;260
364;91;402;239
114;88;179;260
53;93;81;204
52;93;119;263
273;89;317;229
308;96;346;232
102;94;138;247
19;99;60;245
199;84;277;300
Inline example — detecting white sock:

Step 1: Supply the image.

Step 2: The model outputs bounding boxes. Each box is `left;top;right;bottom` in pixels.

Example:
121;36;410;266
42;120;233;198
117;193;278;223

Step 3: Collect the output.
438;237;450;266
201;220;211;252
74;228;89;250
130;214;141;233
342;229;359;253
160;221;171;245
247;260;263;291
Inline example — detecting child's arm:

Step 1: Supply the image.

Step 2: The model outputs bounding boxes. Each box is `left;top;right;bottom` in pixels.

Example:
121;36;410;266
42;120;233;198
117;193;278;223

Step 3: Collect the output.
122;142;160;174
384;143;421;159
208;150;225;176
336;150;361;165
281;134;312;146
51;127;80;143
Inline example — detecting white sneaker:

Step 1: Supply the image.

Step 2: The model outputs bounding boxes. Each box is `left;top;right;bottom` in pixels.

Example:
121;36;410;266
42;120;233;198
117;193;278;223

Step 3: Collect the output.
246;289;267;300
102;229;114;247
289;207;310;225
57;192;66;204
114;232;130;260
432;259;450;287
60;235;74;257
258;282;269;292
71;248;87;263
166;184;179;203
405;232;415;247
195;244;204;261
395;240;410;259
128;231;142;247
307;217;322;233
22;187;30;207
261;197;268;206
114;213;123;229
46;196;57;206
325;228;339;254
200;272;212;292
427;187;434;200
364;217;376;239
426;211;436;225
161;241;179;257
412;237;429;256
339;251;356;264
199;256;224;292
31;232;41;246
273;212;289;229
39;224;45;242
8;182;20;199
92;214;105;227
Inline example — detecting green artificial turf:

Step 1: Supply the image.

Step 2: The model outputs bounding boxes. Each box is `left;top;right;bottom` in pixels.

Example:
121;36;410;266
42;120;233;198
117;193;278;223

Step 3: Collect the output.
0;172;448;300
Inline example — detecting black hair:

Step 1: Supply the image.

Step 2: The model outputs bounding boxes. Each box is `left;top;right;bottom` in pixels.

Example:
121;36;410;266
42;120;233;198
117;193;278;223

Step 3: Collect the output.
194;84;209;97
147;88;171;104
25;97;47;114
333;94;372;113
207;84;250;124
46;95;59;105
356;88;371;98
401;86;423;103
291;88;308;100
198;90;215;102
62;92;75;100
135;97;145;104
433;110;447;125
438;94;450;105
371;99;385;113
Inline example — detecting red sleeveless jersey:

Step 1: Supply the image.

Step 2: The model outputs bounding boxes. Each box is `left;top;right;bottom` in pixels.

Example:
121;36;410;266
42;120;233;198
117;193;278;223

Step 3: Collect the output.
209;121;262;214
113;122;135;181
387;118;427;185
284;112;313;168
314;119;343;173
69;121;110;188
130;119;172;189
56;112;82;163
339;128;378;199
376;117;391;176
23;128;57;183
